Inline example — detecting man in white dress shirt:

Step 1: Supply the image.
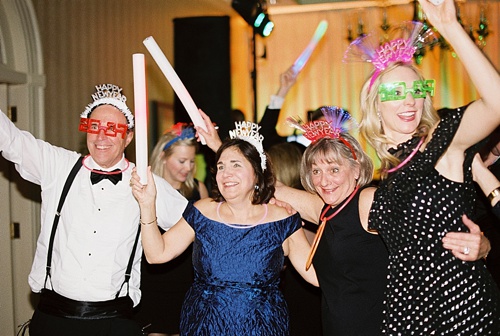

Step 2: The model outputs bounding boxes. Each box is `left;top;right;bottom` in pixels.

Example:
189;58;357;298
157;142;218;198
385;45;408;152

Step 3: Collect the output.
0;84;187;335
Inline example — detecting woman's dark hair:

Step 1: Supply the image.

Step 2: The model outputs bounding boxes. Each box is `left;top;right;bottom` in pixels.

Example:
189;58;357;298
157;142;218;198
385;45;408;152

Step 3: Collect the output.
211;139;275;204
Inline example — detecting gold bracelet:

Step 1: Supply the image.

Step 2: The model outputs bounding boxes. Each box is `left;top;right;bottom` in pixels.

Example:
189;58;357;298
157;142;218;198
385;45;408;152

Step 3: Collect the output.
140;217;157;225
487;187;500;202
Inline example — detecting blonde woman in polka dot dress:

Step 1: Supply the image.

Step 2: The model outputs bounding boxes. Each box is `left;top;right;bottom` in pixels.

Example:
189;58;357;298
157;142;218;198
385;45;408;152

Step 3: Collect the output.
352;0;500;334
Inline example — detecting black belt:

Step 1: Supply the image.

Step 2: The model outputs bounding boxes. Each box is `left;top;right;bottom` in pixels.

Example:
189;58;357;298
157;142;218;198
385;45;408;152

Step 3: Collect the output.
38;289;133;320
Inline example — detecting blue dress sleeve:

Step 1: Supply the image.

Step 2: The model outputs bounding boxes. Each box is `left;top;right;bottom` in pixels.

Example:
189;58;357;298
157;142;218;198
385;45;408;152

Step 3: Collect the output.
282;212;302;240
182;201;198;230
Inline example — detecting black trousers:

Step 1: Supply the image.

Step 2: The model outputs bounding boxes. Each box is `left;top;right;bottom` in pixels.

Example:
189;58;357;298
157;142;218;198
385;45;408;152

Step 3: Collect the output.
29;309;143;336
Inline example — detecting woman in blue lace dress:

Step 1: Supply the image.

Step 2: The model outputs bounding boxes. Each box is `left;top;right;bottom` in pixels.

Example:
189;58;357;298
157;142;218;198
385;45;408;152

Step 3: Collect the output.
131;123;318;336
346;0;500;333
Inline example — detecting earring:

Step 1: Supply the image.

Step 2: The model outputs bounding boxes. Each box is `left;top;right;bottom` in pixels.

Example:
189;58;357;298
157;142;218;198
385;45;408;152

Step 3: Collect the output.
377;111;382;120
254;184;259;191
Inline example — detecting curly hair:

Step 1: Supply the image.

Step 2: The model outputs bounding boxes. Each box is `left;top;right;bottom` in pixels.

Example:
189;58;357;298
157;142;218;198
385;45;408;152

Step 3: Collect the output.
211;139;275;204
359;63;439;179
300;134;374;194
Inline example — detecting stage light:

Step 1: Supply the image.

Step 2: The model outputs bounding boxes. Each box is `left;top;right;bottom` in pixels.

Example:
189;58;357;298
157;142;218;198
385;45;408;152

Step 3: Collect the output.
231;0;274;37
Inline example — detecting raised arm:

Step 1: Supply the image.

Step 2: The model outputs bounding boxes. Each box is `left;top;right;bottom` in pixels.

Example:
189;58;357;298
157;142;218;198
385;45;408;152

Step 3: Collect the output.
418;0;500;148
473;153;500;208
260;67;299;150
274;183;324;223
131;167;194;263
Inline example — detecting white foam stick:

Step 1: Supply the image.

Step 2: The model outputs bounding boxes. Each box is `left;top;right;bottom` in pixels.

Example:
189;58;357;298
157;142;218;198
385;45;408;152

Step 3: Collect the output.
428;0;444;5
133;53;148;184
292;20;328;73
143;36;207;144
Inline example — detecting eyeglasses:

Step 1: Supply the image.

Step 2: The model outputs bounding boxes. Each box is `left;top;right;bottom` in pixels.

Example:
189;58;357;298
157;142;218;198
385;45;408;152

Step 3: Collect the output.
79;118;128;139
378;79;435;102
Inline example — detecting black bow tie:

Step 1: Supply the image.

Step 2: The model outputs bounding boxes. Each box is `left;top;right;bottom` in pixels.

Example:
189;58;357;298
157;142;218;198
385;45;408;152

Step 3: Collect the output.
90;169;122;185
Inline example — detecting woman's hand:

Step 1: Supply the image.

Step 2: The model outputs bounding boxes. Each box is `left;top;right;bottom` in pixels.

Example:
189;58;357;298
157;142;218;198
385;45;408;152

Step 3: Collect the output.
130;166;157;208
418;0;458;33
269;197;297;215
195;109;222;153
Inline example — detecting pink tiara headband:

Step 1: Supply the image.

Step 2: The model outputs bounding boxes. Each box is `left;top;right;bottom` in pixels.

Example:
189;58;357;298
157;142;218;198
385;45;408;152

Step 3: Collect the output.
343;21;438;91
287;106;358;160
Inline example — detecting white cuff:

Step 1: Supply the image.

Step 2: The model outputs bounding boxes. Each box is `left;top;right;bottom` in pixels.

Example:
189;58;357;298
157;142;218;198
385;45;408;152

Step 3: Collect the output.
268;95;285;109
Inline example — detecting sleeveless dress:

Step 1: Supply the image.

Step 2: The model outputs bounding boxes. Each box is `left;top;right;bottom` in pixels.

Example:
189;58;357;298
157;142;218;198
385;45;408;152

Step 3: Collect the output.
369;106;500;334
180;202;302;336
313;187;388;335
133;182;200;333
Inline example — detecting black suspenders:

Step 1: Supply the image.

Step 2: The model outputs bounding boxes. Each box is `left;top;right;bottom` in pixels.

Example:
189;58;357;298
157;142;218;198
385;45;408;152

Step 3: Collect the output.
44;156;83;287
44;156;141;298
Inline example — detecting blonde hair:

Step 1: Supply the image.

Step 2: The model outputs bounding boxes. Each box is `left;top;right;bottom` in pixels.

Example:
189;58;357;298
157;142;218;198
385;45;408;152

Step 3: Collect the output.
359;63;439;179
300;134;374;194
150;128;199;198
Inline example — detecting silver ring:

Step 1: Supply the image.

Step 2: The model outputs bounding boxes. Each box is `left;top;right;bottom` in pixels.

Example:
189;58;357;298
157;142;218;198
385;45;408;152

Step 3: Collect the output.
463;246;470;255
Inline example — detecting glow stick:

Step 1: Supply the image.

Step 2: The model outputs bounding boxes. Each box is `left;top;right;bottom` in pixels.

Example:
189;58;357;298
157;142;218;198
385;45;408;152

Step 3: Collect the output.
143;36;206;144
292;20;328;73
133;53;149;184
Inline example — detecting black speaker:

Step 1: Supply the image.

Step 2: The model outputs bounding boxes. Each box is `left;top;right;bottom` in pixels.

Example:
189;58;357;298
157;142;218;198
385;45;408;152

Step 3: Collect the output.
173;16;232;139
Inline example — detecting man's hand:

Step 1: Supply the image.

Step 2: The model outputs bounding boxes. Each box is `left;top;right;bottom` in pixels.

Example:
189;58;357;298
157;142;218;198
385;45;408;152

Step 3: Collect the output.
442;214;490;261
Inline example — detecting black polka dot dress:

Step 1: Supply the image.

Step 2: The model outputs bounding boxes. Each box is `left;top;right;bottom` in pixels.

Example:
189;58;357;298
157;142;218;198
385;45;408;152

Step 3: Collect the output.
370;107;500;334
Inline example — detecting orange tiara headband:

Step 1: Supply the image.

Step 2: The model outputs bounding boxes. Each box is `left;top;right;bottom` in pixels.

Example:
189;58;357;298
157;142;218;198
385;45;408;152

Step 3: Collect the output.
287;106;358;160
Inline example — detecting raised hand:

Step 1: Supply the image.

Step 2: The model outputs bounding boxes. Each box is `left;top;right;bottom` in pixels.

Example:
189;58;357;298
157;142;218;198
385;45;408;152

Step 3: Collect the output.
195;109;222;153
130;166;157;208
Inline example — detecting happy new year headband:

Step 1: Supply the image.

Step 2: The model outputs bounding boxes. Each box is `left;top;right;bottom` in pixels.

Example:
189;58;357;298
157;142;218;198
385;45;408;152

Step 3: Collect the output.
343;21;438;91
229;121;267;171
80;84;135;130
287;106;359;160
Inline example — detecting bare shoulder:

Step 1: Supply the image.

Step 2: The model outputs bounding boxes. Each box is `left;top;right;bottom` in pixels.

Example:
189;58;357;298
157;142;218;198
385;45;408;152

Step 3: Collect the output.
359;187;376;232
359;187;376;212
193;198;218;215
266;202;296;222
359;187;376;202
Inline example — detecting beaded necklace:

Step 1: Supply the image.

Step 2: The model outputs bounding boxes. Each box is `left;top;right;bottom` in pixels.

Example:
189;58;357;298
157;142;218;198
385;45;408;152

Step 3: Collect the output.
81;154;130;175
386;136;425;174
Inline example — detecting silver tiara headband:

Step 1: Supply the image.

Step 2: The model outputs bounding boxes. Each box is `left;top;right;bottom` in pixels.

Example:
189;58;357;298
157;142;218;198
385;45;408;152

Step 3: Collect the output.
80;84;135;129
229;121;267;171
